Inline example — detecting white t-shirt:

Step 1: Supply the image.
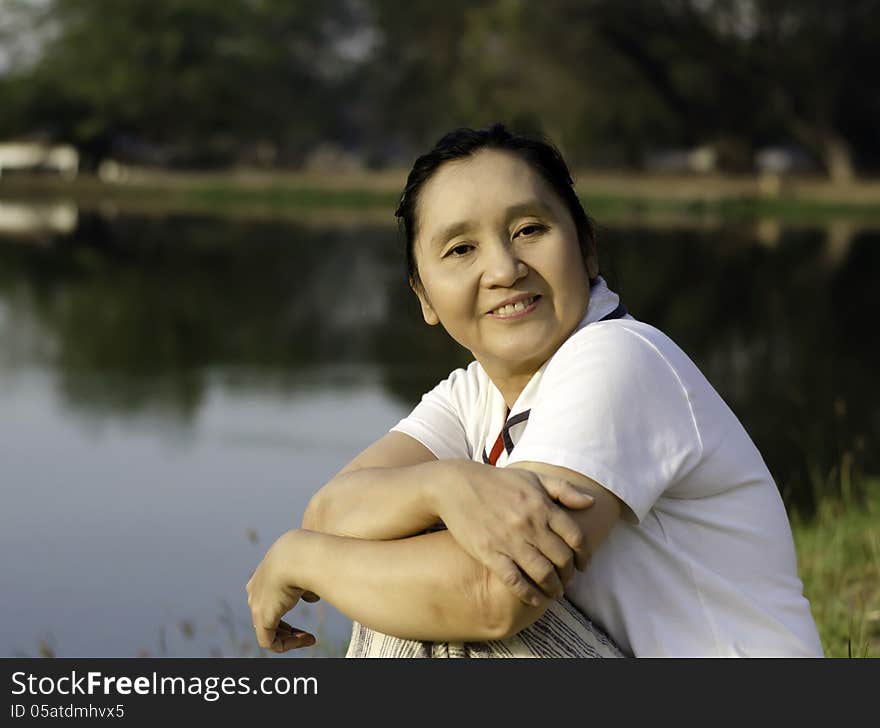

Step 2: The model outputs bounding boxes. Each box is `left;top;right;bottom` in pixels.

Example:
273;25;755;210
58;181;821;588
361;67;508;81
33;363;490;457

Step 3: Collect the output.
392;278;823;657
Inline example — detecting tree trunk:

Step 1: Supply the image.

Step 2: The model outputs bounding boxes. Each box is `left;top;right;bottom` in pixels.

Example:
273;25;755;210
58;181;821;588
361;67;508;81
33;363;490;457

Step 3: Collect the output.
821;131;856;186
791;117;856;186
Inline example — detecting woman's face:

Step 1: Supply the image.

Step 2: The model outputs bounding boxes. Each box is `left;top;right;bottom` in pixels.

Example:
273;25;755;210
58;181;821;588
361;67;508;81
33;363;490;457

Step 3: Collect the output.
412;149;594;382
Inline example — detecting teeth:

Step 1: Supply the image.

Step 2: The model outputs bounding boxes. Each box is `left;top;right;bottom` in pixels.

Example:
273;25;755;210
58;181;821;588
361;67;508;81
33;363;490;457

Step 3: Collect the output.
493;296;535;316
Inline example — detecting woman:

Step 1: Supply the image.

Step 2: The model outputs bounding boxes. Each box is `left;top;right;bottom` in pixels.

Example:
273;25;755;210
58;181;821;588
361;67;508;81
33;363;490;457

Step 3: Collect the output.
246;124;823;657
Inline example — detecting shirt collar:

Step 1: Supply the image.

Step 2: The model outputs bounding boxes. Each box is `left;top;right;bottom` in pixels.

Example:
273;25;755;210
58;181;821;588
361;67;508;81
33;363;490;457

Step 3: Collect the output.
577;275;621;330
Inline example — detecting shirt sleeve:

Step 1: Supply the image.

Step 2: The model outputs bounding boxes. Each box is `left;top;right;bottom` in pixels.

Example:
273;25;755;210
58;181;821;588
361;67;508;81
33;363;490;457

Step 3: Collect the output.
507;323;703;523
390;364;479;461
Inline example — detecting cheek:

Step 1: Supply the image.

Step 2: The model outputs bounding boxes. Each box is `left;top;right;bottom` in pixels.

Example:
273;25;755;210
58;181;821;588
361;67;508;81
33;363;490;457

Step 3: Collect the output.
420;276;467;318
424;264;473;298
552;249;590;309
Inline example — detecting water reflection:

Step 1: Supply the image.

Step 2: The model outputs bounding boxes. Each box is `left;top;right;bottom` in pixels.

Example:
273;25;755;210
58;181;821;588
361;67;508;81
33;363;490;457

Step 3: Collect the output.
1;209;874;499
0;200;78;237
0;206;877;656
0;211;452;417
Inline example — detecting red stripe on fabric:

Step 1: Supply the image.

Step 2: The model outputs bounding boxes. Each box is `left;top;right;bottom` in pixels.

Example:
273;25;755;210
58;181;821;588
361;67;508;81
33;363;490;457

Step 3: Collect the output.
487;431;505;466
487;407;511;466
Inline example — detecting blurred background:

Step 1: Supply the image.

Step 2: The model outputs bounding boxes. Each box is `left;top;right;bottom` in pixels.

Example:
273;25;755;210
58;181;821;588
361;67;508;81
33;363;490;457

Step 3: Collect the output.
0;0;877;658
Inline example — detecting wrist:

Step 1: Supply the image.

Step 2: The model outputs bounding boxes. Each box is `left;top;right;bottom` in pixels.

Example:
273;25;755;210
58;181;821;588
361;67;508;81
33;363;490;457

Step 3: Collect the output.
278;528;322;594
413;460;438;521
420;459;468;522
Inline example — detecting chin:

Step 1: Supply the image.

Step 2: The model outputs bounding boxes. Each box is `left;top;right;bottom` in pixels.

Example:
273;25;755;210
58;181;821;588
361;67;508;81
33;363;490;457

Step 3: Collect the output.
493;347;552;374
507;334;560;360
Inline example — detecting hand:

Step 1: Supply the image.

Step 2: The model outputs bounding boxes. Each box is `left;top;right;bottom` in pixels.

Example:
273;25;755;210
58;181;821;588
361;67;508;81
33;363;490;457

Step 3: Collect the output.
435;461;595;606
246;529;320;652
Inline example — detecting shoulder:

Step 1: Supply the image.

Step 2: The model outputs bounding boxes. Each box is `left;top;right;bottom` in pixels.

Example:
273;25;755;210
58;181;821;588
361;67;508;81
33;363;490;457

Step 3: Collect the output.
393;360;490;461
530;319;704;453
412;359;496;435
427;359;489;405
544;319;694;389
511;320;706;521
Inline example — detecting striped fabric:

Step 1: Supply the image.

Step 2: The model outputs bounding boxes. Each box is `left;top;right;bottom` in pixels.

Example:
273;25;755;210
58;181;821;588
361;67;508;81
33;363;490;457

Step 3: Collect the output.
345;597;624;658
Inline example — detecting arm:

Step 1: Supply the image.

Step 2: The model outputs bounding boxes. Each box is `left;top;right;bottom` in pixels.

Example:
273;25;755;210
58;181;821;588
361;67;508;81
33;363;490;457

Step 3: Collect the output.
483;461;622;636
247;460;621;650
303;431;598;603
282;528;507;642
301;431;446;540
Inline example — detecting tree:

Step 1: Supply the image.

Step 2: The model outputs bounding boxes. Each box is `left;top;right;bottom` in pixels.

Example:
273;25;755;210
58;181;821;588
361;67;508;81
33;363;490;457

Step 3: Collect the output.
567;0;880;181
1;0;362;165
3;0;878;177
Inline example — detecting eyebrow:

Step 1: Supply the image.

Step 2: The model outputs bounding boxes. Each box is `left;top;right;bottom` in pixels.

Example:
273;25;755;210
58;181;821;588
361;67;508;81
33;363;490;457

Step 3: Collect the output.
429;200;555;249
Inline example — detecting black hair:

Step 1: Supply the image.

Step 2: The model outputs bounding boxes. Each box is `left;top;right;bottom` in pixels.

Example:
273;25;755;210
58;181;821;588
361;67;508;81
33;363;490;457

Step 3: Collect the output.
395;122;597;288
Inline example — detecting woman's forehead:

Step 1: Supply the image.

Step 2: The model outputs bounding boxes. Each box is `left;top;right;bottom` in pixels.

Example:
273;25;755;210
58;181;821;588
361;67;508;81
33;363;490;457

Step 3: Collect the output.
417;150;557;230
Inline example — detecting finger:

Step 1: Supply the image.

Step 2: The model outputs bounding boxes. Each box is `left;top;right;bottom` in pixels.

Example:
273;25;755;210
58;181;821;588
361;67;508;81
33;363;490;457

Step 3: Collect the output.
547;511;589;571
276;619;312;635
534;532;577;585
249;599;273;649
254;623;278;650
279;630;316;651
516;544;565;599
275;620;317;650
301;591;321;603
488;553;543;607
541;477;594;510
558;558;575;588
575;551;592;573
535;531;575;569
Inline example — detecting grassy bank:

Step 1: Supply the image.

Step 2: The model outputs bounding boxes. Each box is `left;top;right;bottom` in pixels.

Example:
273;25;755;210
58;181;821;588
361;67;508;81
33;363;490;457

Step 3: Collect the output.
791;480;880;657
2;169;880;226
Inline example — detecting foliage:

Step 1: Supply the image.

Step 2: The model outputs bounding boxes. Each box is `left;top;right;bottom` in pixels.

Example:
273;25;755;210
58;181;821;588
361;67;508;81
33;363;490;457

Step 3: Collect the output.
1;0;879;176
791;480;880;657
0;0;360;165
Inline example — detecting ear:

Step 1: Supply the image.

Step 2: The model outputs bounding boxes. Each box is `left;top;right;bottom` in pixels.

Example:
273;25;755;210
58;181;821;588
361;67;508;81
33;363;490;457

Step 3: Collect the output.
410;277;440;326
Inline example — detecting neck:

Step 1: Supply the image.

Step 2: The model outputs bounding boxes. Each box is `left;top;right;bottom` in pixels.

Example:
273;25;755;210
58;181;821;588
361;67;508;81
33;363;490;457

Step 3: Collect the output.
480;288;596;409
481;364;539;411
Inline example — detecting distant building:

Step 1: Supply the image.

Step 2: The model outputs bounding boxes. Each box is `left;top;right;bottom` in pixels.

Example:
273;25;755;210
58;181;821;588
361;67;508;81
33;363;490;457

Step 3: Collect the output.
0;200;78;236
644;145;717;174
754;145;818;175
0;141;79;179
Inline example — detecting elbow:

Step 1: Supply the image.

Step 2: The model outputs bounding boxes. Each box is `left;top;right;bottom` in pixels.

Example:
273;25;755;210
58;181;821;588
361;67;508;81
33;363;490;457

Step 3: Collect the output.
469;566;548;641
481;612;521;642
301;491;326;531
302;486;353;536
489;601;549;642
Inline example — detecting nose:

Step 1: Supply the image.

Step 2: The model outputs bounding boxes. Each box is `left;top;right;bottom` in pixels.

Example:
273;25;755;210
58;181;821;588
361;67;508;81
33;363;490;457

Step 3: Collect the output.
481;239;527;288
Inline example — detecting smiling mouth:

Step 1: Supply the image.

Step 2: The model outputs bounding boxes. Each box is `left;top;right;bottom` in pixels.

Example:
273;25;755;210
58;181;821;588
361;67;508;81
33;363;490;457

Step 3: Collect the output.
489;295;541;317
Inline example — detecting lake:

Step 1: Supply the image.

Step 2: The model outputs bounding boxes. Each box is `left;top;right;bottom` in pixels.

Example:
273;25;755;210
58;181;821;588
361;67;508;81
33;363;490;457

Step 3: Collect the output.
1;204;877;657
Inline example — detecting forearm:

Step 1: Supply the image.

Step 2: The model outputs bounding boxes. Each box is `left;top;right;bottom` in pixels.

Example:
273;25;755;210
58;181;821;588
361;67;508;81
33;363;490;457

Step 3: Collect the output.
291;528;549;642
302;460;458;540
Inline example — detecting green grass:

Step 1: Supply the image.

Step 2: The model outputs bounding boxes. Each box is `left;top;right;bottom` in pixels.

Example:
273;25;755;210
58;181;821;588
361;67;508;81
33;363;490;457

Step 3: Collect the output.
581;193;880;225
5;171;880;225
790;479;880;657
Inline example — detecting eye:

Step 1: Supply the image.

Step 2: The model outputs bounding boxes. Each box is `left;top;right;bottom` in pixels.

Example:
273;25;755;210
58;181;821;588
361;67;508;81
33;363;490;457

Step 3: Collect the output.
444;243;474;257
514;223;546;238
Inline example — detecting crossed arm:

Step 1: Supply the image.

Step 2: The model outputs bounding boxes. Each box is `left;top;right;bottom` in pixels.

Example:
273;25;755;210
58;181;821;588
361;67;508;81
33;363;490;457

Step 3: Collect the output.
246;432;622;652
